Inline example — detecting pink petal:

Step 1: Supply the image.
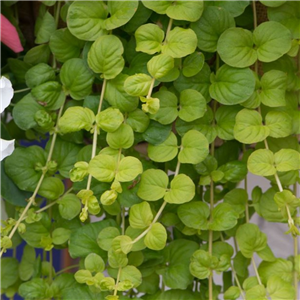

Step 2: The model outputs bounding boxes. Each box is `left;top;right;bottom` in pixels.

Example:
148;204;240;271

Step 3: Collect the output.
1;14;23;53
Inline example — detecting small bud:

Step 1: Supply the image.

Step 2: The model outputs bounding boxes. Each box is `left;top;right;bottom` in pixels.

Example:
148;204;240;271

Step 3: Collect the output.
140;96;160;114
34;110;54;131
70;161;89;182
111;180;122;193
47;160;58;175
1;236;12;250
18;223;26;234
80;206;88;222
101;190;118;206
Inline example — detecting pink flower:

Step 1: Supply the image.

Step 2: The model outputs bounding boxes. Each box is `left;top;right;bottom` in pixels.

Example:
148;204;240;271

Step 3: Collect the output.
1;14;23;53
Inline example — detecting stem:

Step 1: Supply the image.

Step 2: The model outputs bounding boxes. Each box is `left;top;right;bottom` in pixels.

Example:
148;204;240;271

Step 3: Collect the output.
163;18;173;45
231;263;246;300
55;1;61;27
113;267;122;296
49;248;53;282
242;144;250;223
0;105;65;257
14;87;31;93
252;1;258;74
132;201;167;244
294;236;299;300
86;79;107;191
146;77;155;99
122;206;126;236
55;264;80;277
251;257;262;285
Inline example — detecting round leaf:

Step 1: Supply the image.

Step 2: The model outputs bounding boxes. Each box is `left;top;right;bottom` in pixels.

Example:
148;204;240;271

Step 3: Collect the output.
144;222;167;251
96;107;124;133
57;194;82;220
164;174;195;204
106;124;134;149
84;253;105;273
209;65;256;105
88;154;117;182
129;201;153;229
115;156;143;182
248;149;276;176
88;35;124;79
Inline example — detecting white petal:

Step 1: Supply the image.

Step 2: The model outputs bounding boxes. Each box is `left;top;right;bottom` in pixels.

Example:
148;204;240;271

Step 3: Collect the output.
0;139;15;161
0;76;14;113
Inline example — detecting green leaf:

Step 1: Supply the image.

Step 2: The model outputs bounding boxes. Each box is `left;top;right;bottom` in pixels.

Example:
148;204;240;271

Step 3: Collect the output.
215;105;241;140
267;275;295;300
58;107;95;134
89;154;117;182
147;54;174;79
19;279;48;300
24;44;51;65
236;223;267;258
5;146;46;192
39;177;65;200
104;1;138;30
97;227;120;251
161;239;199;289
135;24;164;55
148;132;178;163
127;109;150;132
208;203;239;231
190;250;217;279
179;130;209;164
7;58;31;83
274;149;300;172
85;253;105;273
178;89;207;122
1;258;19;289
141;1;170;14
217;28;256;68
224;188;248;215
105;74;139;112
224;286;240;300
177;201;210;230
67;1;108;41
115;156;143;182
234;109;270;144
25;63;56;88
57;194;82;220
106;124;134;149
96;107;124;133
108;249;128;268
12;93;46;131
124;73;153;97
258;258;293;285
166;1;203;22
142;121;172;145
260;1;286;7
253;21;292;62
182;52;205;77
49;28;85;62
74;270;93;284
164;174;195;204
162;27;197;58
265;111;292;138
52;228;71;245
274;190;300;214
129;201;153;229
35;11;56;44
69;219;116;258
19;245;36;281
248;149;276;176
268;2;300;39
31;81;65;110
150;90;178;125
1;160;30;207
138;169;168;201
209;65;256;105
144;222;167;251
88;35;124;79
120;265;142;288
60;58;94;100
245;285;267;300
207;1;250;18
257;245;276;263
258;70;287;107
218;161;247;183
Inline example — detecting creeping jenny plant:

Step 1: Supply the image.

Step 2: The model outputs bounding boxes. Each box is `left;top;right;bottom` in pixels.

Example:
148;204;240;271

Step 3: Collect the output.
1;1;300;300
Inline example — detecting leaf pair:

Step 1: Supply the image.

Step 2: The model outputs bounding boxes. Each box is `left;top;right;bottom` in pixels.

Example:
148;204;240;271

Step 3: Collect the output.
137;169;195;204
148;130;209;164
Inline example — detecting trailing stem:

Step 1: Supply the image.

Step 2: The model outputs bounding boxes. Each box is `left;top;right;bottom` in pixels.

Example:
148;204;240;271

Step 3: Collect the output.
0;104;65;257
132;160;181;244
86;79;107;191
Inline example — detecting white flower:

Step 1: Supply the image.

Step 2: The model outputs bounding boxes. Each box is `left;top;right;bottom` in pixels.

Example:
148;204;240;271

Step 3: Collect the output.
0;76;13;113
1;76;15;161
0;139;15;161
